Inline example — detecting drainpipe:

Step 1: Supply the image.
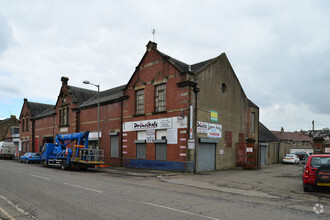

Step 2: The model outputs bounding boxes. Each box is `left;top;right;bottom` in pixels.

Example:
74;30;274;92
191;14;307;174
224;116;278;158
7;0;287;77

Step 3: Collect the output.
120;99;124;167
277;140;281;163
193;85;200;173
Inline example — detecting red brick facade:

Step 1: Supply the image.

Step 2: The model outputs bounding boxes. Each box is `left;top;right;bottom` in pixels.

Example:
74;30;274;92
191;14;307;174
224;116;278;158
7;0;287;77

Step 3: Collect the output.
19;41;259;172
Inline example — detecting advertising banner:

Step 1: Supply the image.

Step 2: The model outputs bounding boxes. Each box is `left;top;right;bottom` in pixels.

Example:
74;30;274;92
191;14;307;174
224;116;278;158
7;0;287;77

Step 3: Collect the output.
197;121;222;138
132;118;172;131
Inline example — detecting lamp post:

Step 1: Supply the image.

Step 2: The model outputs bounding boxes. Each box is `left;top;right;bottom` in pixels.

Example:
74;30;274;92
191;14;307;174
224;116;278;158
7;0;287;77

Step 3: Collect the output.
83;80;100;149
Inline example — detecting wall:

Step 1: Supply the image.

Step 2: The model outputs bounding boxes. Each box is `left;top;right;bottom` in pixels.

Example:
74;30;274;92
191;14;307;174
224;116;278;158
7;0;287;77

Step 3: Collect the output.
194;54;258;170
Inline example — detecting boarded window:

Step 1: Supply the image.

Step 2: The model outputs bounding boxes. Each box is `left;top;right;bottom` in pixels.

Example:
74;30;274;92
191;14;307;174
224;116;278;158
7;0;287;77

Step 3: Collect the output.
225;131;232;148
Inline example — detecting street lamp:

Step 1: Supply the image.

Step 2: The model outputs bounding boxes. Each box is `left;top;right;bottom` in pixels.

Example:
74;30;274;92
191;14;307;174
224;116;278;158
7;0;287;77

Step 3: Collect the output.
83;80;100;149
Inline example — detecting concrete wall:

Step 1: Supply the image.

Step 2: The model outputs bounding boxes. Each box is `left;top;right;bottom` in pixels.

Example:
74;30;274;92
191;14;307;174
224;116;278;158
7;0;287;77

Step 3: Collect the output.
193;54;259;170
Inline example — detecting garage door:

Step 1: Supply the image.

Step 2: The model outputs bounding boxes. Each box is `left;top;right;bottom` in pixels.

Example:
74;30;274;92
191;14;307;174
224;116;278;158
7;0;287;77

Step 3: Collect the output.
198;143;215;172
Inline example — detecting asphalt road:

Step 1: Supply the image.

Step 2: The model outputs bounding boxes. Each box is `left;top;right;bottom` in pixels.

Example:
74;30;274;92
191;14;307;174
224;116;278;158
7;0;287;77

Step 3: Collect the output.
0;159;329;220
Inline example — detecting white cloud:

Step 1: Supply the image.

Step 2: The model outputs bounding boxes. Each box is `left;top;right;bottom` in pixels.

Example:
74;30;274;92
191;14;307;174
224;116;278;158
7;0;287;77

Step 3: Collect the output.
0;0;329;131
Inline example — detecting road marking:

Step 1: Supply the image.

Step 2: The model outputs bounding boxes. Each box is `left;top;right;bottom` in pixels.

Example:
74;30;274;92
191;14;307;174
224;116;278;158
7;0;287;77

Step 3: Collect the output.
140;201;219;220
64;182;103;194
29;174;50;181
0;194;34;219
0;207;15;220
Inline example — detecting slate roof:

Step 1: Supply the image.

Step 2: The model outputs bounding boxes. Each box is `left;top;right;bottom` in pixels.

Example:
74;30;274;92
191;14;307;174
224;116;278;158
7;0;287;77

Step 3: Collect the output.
27;102;54;117
259;122;279;142
67;85;98;105
248;99;259;109
157;50;214;74
0;117;18;140
79;85;126;108
271;130;313;142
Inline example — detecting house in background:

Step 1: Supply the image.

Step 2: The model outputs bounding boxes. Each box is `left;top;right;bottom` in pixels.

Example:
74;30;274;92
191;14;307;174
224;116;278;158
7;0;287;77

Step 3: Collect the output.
259;122;279;165
0;115;19;157
271;127;313;161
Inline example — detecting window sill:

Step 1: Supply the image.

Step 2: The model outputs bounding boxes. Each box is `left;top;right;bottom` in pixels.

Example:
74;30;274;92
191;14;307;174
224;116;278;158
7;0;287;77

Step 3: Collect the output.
58;125;70;128
152;111;167;115
133;113;145;117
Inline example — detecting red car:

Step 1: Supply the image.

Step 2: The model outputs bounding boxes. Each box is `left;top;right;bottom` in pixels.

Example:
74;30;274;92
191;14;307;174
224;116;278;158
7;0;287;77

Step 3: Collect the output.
303;154;330;192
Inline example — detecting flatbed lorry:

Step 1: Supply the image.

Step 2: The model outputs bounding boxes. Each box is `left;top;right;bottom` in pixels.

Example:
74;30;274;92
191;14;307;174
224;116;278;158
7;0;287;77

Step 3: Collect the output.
41;131;104;170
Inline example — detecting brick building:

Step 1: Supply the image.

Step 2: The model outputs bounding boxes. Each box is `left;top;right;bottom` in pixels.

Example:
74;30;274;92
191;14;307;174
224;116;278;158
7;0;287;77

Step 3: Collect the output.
19;41;259;172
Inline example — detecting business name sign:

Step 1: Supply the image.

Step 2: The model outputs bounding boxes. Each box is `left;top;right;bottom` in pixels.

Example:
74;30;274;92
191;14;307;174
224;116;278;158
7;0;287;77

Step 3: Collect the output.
133;118;172;131
197;121;222;138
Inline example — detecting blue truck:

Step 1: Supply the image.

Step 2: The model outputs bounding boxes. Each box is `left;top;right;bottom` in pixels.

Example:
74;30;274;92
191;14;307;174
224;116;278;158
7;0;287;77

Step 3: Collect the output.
41;131;104;170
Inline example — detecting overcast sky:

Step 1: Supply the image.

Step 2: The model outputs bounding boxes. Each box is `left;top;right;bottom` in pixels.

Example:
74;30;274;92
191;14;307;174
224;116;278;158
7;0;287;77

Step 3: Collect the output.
0;0;329;132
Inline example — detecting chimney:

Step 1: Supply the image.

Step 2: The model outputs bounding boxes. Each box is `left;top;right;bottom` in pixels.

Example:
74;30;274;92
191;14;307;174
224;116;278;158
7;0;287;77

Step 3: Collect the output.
146;41;157;51
61;76;69;86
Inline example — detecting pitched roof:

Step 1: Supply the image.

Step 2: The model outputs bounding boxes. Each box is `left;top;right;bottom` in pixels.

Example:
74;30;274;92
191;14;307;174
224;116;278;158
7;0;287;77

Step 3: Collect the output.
271;130;313;142
157;50;215;74
79;85;126;108
248;99;259;109
0;116;18;140
27;102;54;117
259;122;279;142
67;85;98;105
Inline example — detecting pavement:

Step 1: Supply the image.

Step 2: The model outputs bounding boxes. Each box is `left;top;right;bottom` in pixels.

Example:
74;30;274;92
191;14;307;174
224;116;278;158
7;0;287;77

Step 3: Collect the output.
97;163;329;201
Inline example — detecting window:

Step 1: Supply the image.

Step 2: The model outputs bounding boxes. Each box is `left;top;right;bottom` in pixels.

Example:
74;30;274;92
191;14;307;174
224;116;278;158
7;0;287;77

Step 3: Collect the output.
155;84;166;112
22;119;25;132
59;107;69;126
251;112;255;134
225;131;232;148
135;89;144;115
26;140;29;152
26;118;29;131
156;144;166;160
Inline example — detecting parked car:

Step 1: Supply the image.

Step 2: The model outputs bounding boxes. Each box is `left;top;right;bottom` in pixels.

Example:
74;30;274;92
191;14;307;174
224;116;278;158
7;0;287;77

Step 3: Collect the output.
283;154;300;164
303;154;330;192
19;152;41;164
294;152;309;160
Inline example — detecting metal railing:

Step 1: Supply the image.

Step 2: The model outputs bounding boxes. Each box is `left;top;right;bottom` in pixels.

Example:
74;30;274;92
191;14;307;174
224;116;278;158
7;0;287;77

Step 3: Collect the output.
73;149;104;163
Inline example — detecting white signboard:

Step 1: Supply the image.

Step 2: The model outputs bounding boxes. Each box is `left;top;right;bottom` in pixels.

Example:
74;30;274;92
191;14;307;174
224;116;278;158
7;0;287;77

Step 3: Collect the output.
89;132;102;140
167;129;178;144
197;121;222;138
246;147;253;152
188;139;195;149
325;148;330;153
146;129;155;143
132;118;172;131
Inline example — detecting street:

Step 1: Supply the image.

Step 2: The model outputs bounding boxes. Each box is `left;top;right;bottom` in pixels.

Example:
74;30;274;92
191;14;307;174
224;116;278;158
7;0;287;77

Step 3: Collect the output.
0;159;330;220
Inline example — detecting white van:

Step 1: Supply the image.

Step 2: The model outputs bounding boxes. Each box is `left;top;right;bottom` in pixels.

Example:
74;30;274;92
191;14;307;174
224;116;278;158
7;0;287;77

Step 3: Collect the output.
0;141;15;159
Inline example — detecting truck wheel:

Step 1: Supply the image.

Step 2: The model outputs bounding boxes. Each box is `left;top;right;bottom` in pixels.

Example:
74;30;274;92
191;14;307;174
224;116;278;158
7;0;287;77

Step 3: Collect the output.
303;185;310;192
61;161;68;170
41;160;47;167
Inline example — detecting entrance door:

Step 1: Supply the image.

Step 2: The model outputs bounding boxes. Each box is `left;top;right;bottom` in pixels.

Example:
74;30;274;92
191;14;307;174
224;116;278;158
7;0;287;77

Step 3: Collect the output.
198;143;215;172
